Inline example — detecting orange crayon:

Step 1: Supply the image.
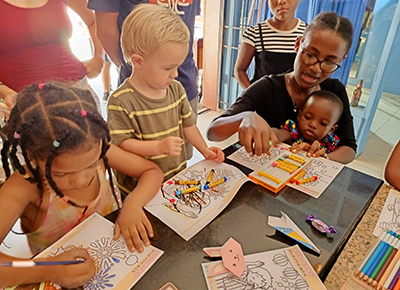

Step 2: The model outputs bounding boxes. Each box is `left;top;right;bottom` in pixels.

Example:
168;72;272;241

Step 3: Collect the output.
296;176;318;185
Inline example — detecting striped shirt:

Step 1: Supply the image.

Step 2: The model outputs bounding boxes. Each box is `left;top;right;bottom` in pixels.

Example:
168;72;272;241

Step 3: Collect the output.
242;18;307;53
107;80;196;194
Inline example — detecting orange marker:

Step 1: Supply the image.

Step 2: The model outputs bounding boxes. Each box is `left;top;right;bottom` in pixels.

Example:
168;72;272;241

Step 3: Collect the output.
273;162;295;174
296;176;318;185
290;170;306;183
288;154;306;165
206;169;215;184
168;180;200;185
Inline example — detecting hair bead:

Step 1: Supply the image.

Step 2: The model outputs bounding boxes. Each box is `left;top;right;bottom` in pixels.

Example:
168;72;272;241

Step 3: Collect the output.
53;140;60;148
13;132;21;139
38;83;45;90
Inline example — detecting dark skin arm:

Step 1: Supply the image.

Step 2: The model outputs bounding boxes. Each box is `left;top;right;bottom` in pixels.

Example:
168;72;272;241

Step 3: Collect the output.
385;141;400;189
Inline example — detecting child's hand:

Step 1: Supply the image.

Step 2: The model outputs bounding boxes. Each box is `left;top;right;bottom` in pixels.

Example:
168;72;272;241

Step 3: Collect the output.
114;203;153;253
203;147;225;163
158;136;184;156
290;141;327;158
49;248;95;288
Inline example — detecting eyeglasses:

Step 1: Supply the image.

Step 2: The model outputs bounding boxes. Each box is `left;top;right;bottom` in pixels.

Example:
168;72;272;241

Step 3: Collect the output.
299;45;342;73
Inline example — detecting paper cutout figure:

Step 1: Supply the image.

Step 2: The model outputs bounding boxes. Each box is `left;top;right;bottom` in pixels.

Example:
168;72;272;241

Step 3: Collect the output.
220;238;246;277
268;212;320;254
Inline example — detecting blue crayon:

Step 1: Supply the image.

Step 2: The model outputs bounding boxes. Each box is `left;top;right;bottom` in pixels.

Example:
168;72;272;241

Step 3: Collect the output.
364;235;397;281
361;231;394;278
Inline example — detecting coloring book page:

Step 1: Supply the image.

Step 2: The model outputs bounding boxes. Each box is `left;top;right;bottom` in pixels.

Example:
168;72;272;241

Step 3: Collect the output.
227;144;291;171
202;245;326;290
8;213;163;290
288;158;344;199
145;160;249;241
373;189;400;237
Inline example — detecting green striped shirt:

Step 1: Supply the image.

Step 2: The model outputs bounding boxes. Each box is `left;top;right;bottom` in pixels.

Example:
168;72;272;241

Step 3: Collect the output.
107;79;196;194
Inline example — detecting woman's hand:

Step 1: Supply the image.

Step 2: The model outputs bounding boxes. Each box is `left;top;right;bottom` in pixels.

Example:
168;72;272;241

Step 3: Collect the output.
290;141;327;158
82;55;104;79
238;112;278;156
48;248;95;288
114;201;153;253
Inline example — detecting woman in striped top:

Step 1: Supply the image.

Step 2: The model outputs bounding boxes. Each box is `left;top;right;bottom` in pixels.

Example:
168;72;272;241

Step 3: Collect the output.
234;0;305;89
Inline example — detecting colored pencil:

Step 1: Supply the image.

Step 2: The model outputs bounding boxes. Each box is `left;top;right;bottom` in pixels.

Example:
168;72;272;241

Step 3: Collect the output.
356;231;386;277
1;260;84;267
379;241;400;290
393;275;400;290
388;265;400;289
384;255;400;289
363;234;395;280
373;238;400;288
369;238;400;284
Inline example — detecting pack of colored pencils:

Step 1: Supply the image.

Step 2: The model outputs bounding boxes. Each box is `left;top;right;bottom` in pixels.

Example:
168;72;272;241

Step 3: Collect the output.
249;151;311;193
342;230;400;289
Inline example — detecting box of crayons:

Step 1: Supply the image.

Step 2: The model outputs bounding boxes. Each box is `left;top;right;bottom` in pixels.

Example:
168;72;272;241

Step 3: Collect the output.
249;151;312;193
341;230;400;290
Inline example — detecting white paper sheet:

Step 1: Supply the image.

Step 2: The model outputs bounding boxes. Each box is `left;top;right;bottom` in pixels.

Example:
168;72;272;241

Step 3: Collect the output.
202;245;326;290
145;160;249;241
373;189;400;237
35;213;163;290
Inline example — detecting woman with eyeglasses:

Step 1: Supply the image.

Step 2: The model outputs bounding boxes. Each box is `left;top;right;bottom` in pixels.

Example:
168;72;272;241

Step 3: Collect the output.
207;12;356;164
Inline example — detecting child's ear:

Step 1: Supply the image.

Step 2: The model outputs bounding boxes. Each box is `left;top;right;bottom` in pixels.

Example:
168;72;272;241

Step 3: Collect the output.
329;124;338;135
130;54;143;68
297;109;302;122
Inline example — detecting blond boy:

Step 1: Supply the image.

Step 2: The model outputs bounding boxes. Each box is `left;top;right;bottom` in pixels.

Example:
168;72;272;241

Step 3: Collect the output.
107;4;224;194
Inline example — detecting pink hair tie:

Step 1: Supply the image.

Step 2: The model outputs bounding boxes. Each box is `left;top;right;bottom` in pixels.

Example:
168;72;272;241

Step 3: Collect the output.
13;132;21;139
38;83;45;90
81;110;87;117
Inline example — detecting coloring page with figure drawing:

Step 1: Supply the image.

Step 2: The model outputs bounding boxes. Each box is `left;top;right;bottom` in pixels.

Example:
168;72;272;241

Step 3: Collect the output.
145;160;249;241
202;245;326;290
31;213;163;290
288;158;344;199
227;144;291;171
373;189;400;237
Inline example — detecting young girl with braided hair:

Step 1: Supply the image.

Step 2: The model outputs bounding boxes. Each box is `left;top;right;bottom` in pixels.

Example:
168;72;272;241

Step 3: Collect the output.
0;82;163;288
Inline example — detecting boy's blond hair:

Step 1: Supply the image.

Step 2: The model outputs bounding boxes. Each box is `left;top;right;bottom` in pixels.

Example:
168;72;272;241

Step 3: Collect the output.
121;4;190;65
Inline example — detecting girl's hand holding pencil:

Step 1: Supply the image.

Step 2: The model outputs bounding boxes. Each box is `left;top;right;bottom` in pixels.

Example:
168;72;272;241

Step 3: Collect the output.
45;248;95;288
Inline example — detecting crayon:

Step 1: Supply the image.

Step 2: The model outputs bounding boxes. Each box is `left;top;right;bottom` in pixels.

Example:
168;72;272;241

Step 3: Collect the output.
203;177;227;190
356;231;387;278
361;232;394;279
272;162;295;174
176;185;202;196
379;239;400;289
364;235;396;281
1;260;84;267
278;158;301;169
295;176;318;185
259;171;282;184
206;169;215;184
167;180;200;185
384;252;400;289
287;154;306;164
290;170;306;183
369;238;400;284
373;239;400;288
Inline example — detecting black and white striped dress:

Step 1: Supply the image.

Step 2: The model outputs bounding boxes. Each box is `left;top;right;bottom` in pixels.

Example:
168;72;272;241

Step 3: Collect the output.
242;19;307;82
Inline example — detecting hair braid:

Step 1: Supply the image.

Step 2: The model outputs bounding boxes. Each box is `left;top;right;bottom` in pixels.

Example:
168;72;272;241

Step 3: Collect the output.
1;139;11;179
